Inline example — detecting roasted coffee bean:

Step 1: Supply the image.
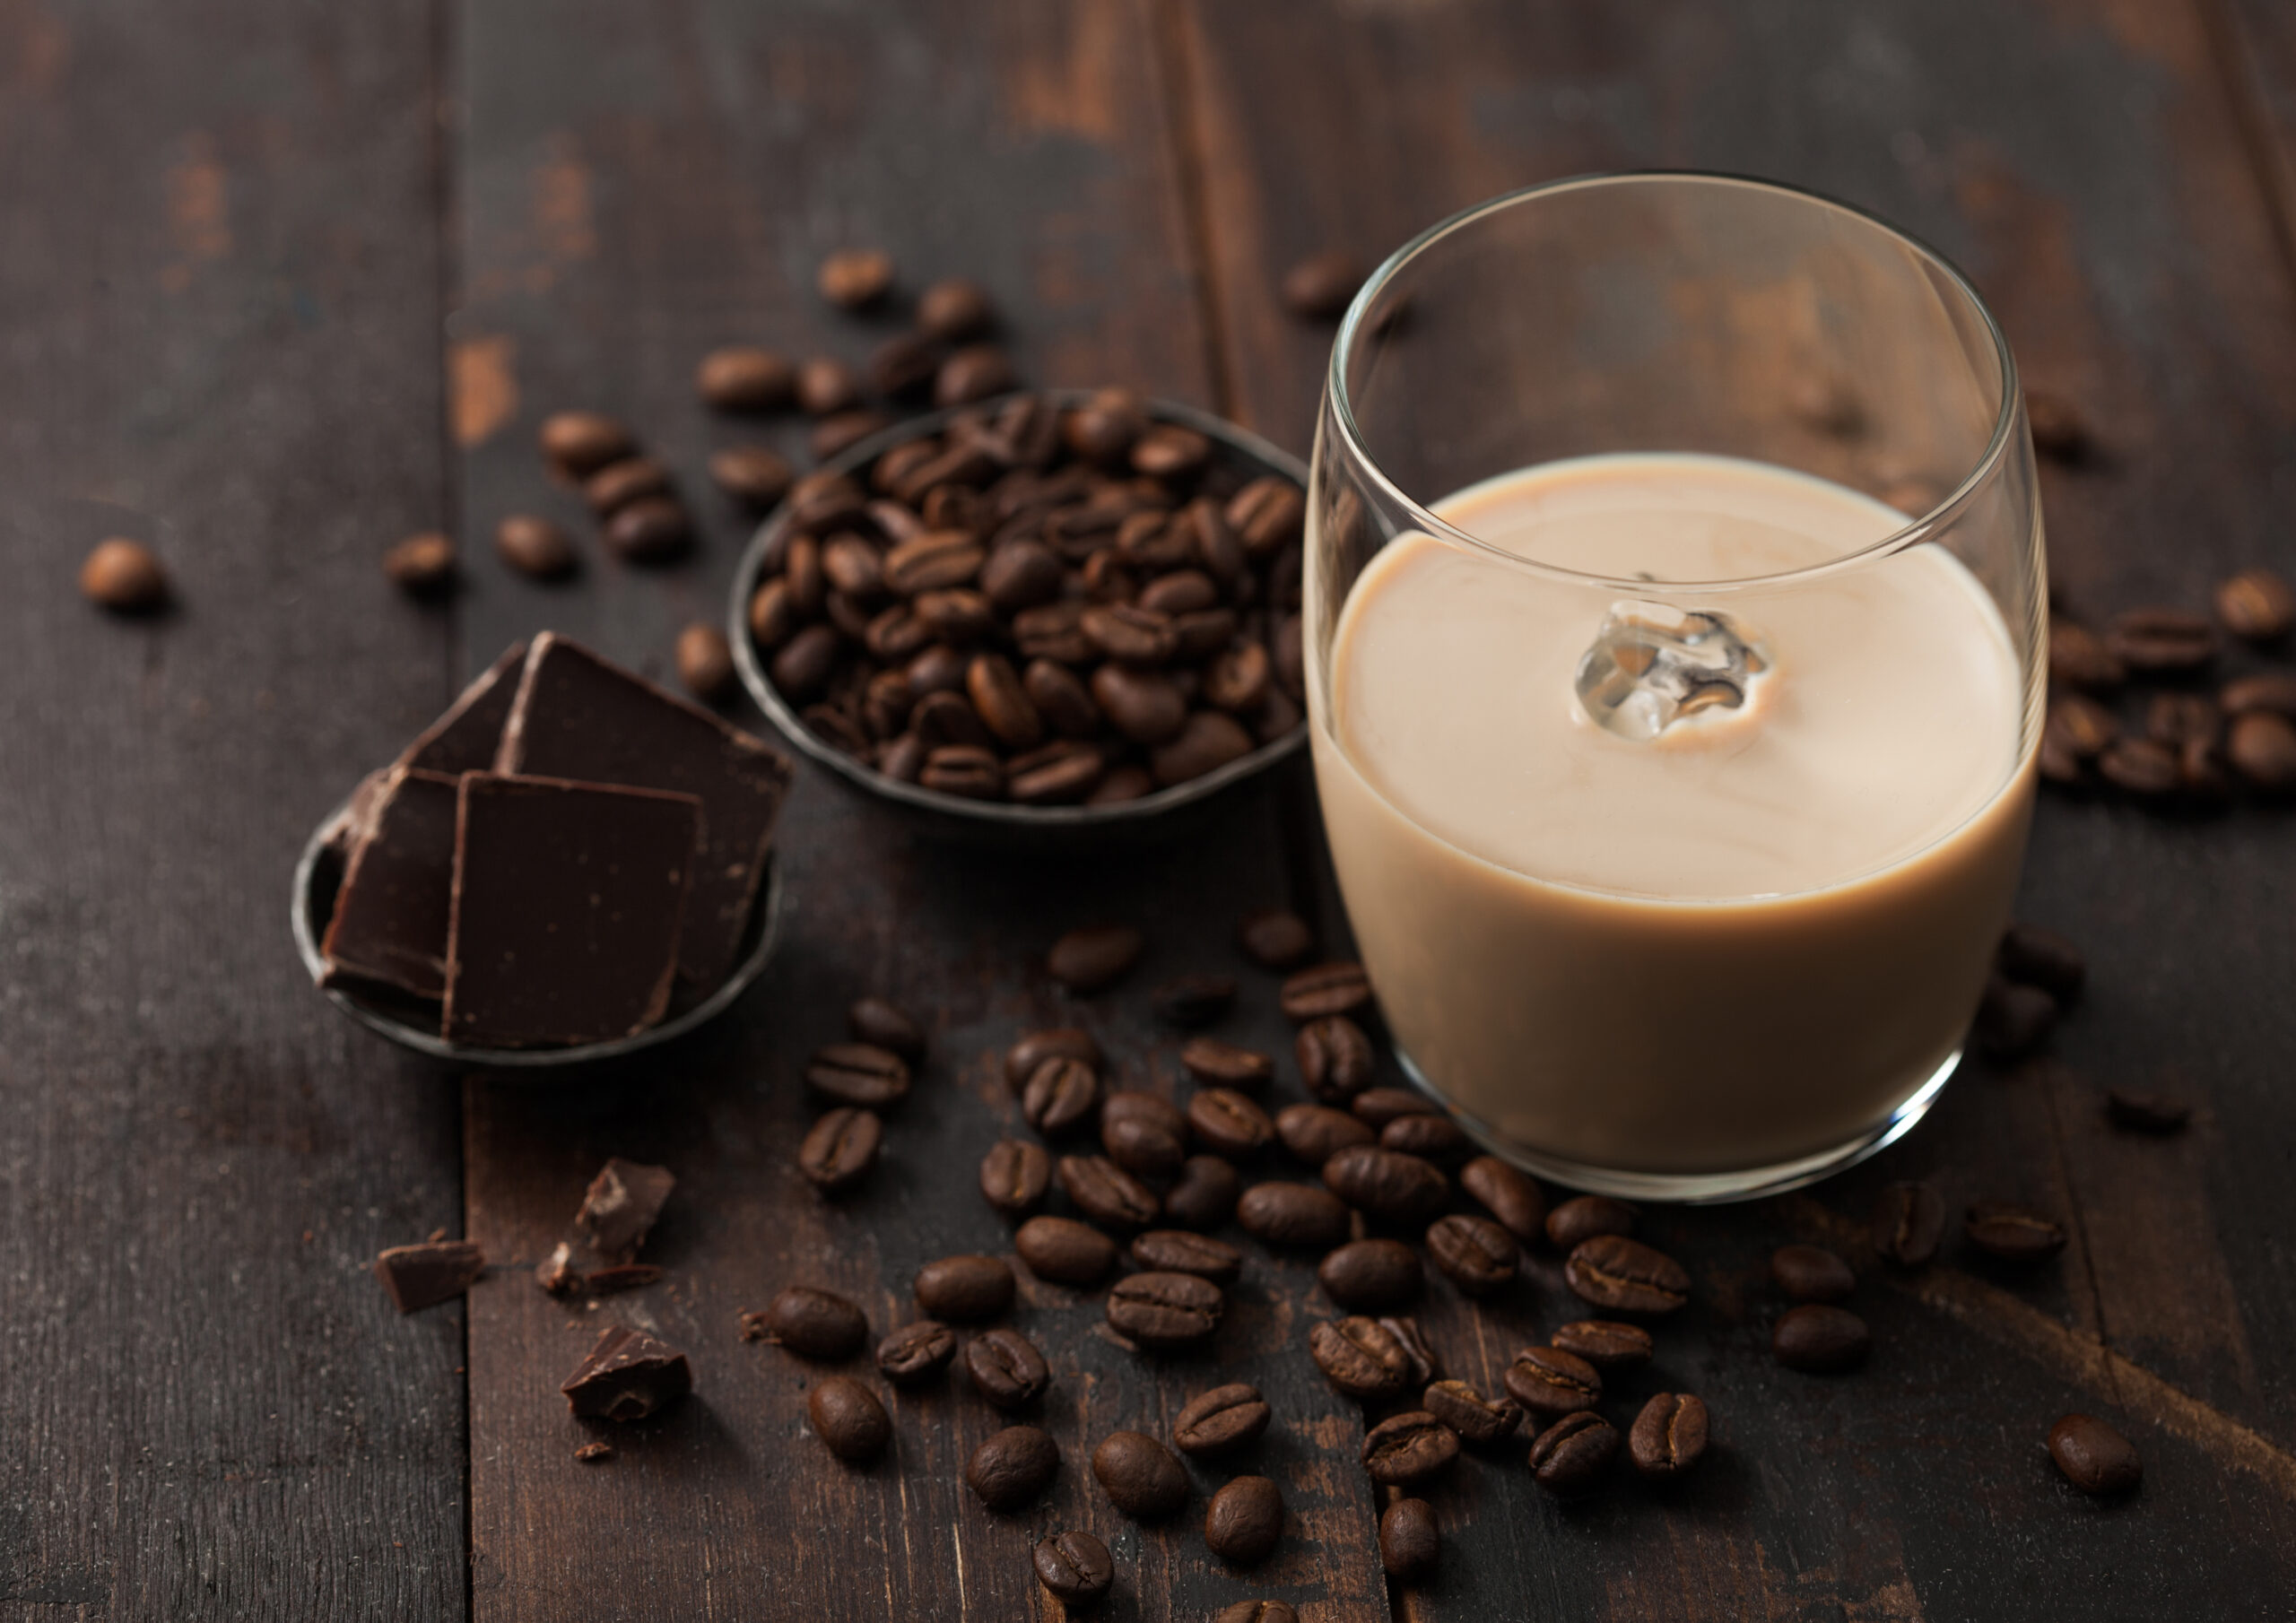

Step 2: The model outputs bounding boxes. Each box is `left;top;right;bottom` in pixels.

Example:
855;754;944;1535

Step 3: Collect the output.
1545;1193;1634;1250
1309;1315;1413;1399
1205;640;1272;713
1022;1055;1101;1138
2108;606;2216;673
1173;1382;1271;1456
1381;1315;1440;1386
1151;711;1256;785
820;533;887;600
1528;1410;1618;1492
1565;1235;1690;1315
771;623;839;700
1228;476;1306;555
1630;1393;1709;1480
883;532;984;596
859;603;926;662
381;532;456;594
1425;1214;1518;1294
606;496;691;562
1164;1155;1241;1229
494;513;576;580
913;1254;1014;1322
1317;1238;1422;1313
786;469;867;531
697;345;796;412
1274;1103;1375;1167
1048;924;1144;993
1362;1410;1460;1487
1873;1180;1945;1266
1282;249;1365;319
1324;1145;1448;1225
2045;692;2118;761
936;344;1016;409
808;1375;891;1463
1352;1088;1435;1128
1503;1345;1602;1419
875;1319;957;1384
1091;664;1189;743
959;653;1039;749
540;410;635;475
2223;671;2296;717
2230;711;2296;790
1015;600;1095;664
1091;766;1155;804
1238;1181;1350;1248
1237;907;1316;968
1459;1156;1546;1242
1295;1016;1377;1102
1551;1320;1653;1371
2107;1088;2192;1133
869;332;943;401
967;1326;1051;1409
923;741;1006;797
967;1424;1059;1512
840;997;921;1063
917;277;994;343
1424;1378;1524;1446
1151;974;1236;1028
877;733;925;781
583;456;672;515
1204;1475;1283;1566
1381;1113;1468;1163
1102;1089;1187;1138
1008;740;1105;805
1004;1028;1102;1090
798;1107;883;1193
981;538;1064;610
807;706;868;757
1770;1245;1855;1303
2048;1413;2142;1495
1996;924;2084;1002
1137;568;1218;617
2216;568;2293;641
1281;960;1373;1021
1976;975;2057;1058
1091;1430;1189;1520
1083;601;1178;664
1014;1215;1118;1286
1214;1604;1297;1623
1378;1498;1439;1580
1187;1088;1273;1158
980;1138;1053;1218
818;247;893;308
1059;1155;1162;1230
1965;1201;2066;1263
757;1286;869;1360
2048;617;2125;690
1129;1228;1243;1283
805;1043;911;1110
2149;690;2223;750
1130;424;1209;480
676;622;735;702
1032;1530;1114;1607
1772;1304;1871;1373
1107;1271;1224;1350
1103;1110;1187;1179
1019;659;1100;742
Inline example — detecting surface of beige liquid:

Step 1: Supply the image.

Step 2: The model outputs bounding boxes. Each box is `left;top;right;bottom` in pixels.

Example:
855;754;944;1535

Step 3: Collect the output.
1310;453;2037;1180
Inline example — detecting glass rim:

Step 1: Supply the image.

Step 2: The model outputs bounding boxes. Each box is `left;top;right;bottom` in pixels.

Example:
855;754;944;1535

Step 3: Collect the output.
1326;169;2023;595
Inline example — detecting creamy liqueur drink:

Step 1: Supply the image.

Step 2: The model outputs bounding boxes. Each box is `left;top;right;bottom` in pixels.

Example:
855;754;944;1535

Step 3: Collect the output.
1310;452;2036;1181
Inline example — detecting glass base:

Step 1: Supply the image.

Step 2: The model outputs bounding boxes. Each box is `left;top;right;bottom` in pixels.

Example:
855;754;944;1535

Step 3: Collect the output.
1396;1046;1962;1204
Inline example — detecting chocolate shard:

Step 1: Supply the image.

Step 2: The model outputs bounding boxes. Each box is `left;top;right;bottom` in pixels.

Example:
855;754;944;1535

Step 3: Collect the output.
402;640;529;776
442;774;701;1047
561;1324;691;1421
536;1241;581;1297
575;1159;677;1260
319;766;396;856
318;768;461;1000
584;1263;664;1295
374;1238;487;1313
496;634;795;991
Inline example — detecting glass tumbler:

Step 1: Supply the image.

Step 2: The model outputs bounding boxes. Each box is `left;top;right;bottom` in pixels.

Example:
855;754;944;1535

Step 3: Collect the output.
1306;174;2046;1202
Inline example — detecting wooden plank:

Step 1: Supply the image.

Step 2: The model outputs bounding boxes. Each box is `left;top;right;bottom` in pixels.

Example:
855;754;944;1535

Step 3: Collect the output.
449;3;1386;1618
1170;0;2296;1616
0;3;467;1619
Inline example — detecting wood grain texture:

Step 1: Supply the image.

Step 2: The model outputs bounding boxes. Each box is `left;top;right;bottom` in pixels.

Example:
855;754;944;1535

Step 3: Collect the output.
1170;0;2296;1617
0;2;467;1618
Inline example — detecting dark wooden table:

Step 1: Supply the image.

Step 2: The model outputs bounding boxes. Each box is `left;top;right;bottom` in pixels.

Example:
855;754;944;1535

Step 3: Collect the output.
8;3;2296;1618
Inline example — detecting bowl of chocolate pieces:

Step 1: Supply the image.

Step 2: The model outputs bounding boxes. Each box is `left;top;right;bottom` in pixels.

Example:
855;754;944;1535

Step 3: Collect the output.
728;388;1310;839
292;633;795;1065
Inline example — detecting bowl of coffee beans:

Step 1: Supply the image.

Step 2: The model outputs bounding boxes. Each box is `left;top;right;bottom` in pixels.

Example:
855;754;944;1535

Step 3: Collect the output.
728;389;1310;838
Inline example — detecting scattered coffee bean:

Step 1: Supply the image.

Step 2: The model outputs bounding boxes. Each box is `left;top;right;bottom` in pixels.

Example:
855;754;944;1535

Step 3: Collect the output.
583;456;672;515
1214;1604;1297;1623
1424;1378;1524;1446
806;1043;912;1109
606;495;691;562
2045;693;2118;763
1104;1110;1187;1178
1425;1213;1518;1294
1770;1244;1855;1303
843;996;923;1061
1186;1088;1273;1159
1180;1037;1274;1089
1351;1088;1434;1128
1550;1319;1653;1371
1976;974;2058;1059
1380;1315;1439;1385
1014;1215;1118;1286
1545;1193;1635;1250
2106;1088;2191;1133
1204;1476;1284;1566
808;1375;891;1463
935;344;1016;409
2048;618;2124;690
2216;568;2294;641
539;410;634;475
1022;1055;1101;1137
917;277;994;343
1629;1393;1709;1480
696;345;796;412
1362;1410;1460;1487
1318;1238;1422;1313
1032;1529;1113;1607
494;513;576;579
1152;973;1236;1028
1309;1315;1413;1399
754;1286;869;1360
1873;1180;1945;1266
913;1254;1014;1321
818;247;894;308
1004;1028;1101;1090
798;1107;882;1193
1528;1410;1618;1492
1059;1154;1161;1230
1107;1270;1224;1350
1237;907;1316;968
1130;1228;1243;1283
1996;924;2084;1002
1281;250;1364;320
1458;1156;1546;1242
980;1138;1052;1218
2048;1412;2142;1495
1502;1345;1602;1419
2097;736;2180;796
967;1325;1051;1409
1564;1235;1690;1315
2222;672;2296;718
2229;711;2296;790
1965;1201;2067;1263
1048;924;1144;992
1164;1155;1242;1229
1294;1017;1377;1102
795;356;860;416
1772;1304;1871;1373
1324;1144;1448;1225
1238;1181;1351;1248
674;622;735;703
2107;606;2216;673
813;409;891;461
967;1424;1059;1512
1173;1382;1271;1456
709;445;796;507
1275;1102;1375;1167
875;1319;957;1384
869;331;942;401
383;533;456;595
1091;1429;1189;1520
1281;960;1373;1021
1378;1497;1439;1580
1381;1112;1468;1163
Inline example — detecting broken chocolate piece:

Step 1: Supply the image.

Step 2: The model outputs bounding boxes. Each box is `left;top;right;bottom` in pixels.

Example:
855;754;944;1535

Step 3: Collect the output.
536;1241;581;1296
575;1159;677;1260
584;1263;663;1294
574;1441;614;1463
373;1238;486;1313
442;775;701;1047
561;1324;691;1421
496;634;795;992
402;640;529;776
319;768;461;999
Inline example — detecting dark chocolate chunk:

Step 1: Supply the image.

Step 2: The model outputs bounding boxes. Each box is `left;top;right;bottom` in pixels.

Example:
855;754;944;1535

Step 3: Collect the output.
442;775;701;1047
401;640;529;776
496;634;795;992
373;1238;486;1313
561;1324;692;1421
583;1263;663;1294
575;1159;676;1261
319;768;461;1000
